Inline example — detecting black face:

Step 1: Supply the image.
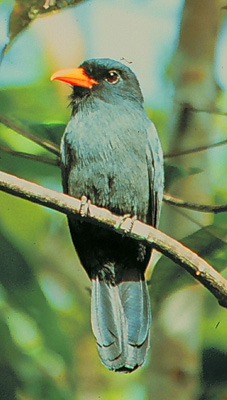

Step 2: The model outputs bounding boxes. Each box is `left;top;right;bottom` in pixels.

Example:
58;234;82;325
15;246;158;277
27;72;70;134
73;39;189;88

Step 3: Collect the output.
71;58;144;105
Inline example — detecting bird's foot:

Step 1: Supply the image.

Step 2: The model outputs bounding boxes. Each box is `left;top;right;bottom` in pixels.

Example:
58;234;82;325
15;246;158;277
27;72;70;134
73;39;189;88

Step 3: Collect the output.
117;214;137;234
80;195;91;217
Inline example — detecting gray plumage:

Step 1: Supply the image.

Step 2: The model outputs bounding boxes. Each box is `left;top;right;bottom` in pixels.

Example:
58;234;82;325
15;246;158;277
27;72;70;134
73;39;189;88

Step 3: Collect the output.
60;58;164;372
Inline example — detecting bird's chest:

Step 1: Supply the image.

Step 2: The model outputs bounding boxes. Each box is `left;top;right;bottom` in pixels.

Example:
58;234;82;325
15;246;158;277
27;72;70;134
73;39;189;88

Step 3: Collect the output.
62;110;150;218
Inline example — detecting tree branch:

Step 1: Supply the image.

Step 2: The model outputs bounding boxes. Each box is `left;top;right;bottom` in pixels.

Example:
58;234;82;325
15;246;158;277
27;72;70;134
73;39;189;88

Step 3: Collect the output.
164;138;227;159
184;105;227;117
0;170;227;308
0;146;59;166
163;193;227;213
0;114;59;155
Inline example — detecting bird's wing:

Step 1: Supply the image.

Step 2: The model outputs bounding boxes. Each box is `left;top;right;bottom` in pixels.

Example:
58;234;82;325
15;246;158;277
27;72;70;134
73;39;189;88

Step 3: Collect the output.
146;121;164;228
60;131;73;194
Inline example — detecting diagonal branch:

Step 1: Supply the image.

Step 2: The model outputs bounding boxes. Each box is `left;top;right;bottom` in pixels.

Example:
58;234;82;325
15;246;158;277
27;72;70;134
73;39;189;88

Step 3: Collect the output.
164;138;227;158
0;114;60;155
169;206;226;244
0;170;227;308
163;193;227;213
184;105;227;117
0;145;59;166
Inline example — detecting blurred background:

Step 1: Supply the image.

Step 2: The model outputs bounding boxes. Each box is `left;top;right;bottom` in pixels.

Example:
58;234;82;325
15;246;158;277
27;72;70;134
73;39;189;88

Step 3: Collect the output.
0;0;227;399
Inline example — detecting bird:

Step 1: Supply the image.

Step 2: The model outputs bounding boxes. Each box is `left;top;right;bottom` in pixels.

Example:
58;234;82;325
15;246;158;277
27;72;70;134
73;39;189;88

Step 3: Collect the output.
51;58;164;372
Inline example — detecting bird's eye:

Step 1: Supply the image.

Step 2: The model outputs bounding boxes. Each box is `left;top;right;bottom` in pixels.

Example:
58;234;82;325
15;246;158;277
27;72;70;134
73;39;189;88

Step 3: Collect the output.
105;70;120;84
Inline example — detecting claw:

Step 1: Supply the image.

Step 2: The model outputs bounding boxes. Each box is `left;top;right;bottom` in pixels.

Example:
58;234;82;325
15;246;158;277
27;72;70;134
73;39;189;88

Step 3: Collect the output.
117;214;137;234
80;195;91;217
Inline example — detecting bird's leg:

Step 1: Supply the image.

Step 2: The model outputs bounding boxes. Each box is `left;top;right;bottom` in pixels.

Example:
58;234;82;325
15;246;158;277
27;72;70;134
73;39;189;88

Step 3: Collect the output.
117;214;137;234
79;195;91;217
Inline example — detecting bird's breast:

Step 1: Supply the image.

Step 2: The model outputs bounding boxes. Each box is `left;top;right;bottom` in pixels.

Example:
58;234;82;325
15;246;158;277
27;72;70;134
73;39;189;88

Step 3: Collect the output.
62;104;151;220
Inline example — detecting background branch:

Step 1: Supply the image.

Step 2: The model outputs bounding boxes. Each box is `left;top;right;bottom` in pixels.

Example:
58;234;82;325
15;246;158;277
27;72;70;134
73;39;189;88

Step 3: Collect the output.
0;114;59;155
0;170;226;308
184;105;227;117
163;193;227;213
0;145;59;166
164;138;227;159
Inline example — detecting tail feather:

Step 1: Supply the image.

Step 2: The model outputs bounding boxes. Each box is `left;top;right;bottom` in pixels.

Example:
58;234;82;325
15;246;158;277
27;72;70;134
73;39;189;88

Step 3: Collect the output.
119;279;151;345
91;277;128;366
91;271;151;372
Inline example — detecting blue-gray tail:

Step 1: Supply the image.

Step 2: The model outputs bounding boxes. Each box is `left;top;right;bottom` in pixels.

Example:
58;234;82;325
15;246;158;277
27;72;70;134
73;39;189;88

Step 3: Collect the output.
91;270;151;372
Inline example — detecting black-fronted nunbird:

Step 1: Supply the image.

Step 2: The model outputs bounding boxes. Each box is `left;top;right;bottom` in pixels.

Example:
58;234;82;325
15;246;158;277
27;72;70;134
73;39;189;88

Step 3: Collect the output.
51;58;164;372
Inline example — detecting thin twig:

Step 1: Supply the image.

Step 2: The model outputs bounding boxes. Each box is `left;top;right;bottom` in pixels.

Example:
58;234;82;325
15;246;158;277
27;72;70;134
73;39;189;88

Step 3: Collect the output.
0;170;226;308
187;105;227;117
163;193;227;213
174;101;227;117
0;114;60;155
0;146;59;166
164;139;227;159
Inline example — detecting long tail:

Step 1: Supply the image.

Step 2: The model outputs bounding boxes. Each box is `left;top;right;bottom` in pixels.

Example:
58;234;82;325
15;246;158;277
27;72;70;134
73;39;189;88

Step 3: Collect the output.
91;270;151;372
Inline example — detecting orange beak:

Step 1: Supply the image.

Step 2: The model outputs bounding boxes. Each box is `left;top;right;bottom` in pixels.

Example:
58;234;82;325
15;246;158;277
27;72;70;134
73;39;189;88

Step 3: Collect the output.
50;67;98;89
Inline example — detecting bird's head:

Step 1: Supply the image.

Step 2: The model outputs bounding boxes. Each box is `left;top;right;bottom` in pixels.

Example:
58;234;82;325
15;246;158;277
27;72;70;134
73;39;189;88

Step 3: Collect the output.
51;58;144;110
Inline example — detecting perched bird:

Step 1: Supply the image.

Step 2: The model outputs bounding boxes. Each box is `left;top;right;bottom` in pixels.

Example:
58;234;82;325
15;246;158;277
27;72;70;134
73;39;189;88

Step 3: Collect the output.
51;58;164;372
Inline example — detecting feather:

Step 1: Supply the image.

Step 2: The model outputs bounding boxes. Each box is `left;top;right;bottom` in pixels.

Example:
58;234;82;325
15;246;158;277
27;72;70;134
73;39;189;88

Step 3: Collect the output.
91;271;151;371
91;277;127;369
